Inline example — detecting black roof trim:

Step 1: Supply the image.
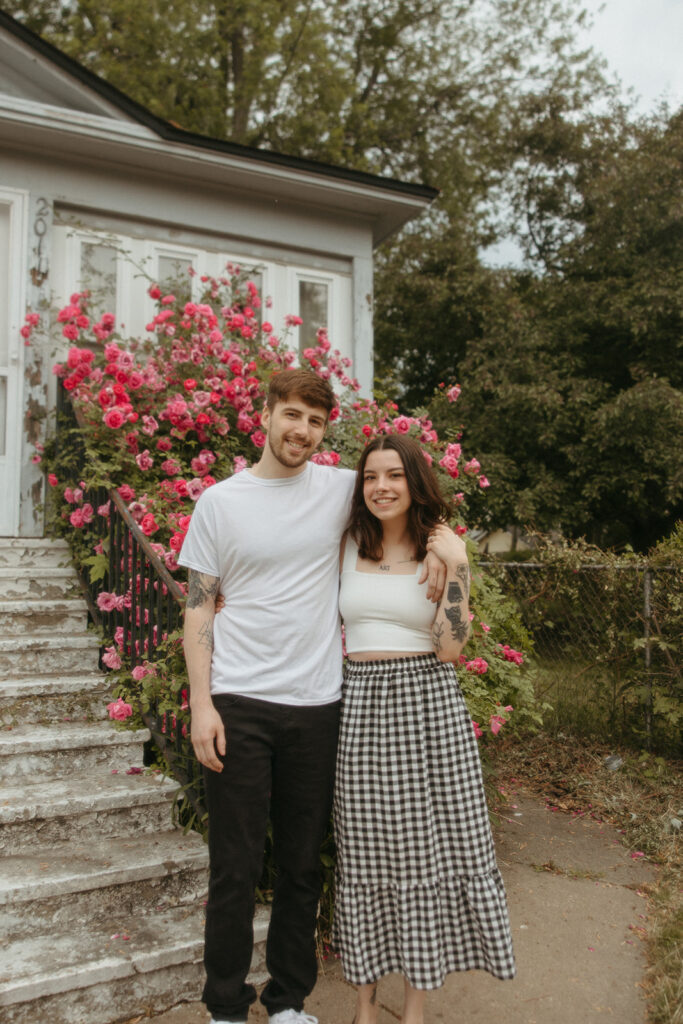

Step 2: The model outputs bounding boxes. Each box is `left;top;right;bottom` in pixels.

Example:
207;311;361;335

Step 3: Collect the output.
0;8;438;202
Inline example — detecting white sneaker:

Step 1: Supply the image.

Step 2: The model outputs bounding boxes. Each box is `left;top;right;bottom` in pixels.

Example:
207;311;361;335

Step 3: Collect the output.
209;1018;247;1024
268;1011;319;1024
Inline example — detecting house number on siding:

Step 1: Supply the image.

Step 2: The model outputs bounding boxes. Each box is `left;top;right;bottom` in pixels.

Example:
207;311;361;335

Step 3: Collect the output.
31;197;50;286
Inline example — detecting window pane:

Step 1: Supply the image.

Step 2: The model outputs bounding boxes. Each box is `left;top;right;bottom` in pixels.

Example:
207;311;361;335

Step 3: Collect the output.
0;377;6;456
159;255;193;306
81;243;117;322
299;281;328;352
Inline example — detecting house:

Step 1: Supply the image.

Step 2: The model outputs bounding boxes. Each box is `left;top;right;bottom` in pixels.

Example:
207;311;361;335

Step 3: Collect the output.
0;10;436;538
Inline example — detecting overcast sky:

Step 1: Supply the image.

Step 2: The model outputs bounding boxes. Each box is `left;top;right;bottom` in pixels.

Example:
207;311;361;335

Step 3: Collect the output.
578;0;683;113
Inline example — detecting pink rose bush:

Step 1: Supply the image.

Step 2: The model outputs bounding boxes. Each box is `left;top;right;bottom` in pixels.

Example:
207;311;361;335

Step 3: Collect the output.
33;267;537;746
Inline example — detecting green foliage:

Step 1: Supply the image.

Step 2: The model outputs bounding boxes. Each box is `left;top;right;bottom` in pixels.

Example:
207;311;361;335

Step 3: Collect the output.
380;108;683;551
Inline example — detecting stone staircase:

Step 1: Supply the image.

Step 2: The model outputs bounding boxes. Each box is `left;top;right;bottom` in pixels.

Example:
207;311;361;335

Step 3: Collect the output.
0;537;268;1024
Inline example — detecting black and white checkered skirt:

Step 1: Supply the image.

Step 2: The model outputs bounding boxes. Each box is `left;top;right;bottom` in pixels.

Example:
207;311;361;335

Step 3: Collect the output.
332;654;516;988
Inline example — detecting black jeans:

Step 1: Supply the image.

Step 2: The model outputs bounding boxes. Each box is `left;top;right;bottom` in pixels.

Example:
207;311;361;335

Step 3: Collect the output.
202;693;340;1022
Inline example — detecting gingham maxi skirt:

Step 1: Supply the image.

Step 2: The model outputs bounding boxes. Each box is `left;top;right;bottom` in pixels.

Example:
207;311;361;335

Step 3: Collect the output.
332;654;516;989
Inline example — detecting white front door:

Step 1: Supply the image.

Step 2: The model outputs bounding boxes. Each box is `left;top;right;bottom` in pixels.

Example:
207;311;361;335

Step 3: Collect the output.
0;189;27;537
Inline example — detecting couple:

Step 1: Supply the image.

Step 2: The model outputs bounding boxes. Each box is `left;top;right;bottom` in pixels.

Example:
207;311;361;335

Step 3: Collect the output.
179;369;515;1024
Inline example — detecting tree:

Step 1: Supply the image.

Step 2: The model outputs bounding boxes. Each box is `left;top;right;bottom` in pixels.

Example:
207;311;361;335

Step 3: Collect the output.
4;0;607;180
437;108;683;549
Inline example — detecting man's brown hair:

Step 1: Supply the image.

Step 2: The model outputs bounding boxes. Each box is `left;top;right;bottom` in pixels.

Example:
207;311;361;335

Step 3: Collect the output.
266;368;336;416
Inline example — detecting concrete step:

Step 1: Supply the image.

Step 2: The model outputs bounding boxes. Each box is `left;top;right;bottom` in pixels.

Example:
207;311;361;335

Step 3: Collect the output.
0;673;110;726
0;566;80;600
0;537;73;569
0;721;149;780
0;633;101;677
0;598;88;635
0;831;209;942
0;770;180;854
0;903;269;1024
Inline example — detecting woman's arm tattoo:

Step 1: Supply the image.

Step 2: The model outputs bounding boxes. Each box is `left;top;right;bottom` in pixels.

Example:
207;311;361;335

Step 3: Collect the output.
443;572;470;642
187;570;220;609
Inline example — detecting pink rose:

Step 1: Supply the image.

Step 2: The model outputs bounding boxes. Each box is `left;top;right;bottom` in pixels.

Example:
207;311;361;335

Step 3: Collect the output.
48;473;58;487
489;714;508;736
472;720;483;739
135;449;154;471
141;415;159;436
465;657;489;675
104;408;126;429
187;479;204;500
97;592;120;612
118;484;136;502
107;696;132;719
251;430;266;448
140;513;159;536
102;647;123;671
392;415;412;434
464;458;481;476
447;384;461;403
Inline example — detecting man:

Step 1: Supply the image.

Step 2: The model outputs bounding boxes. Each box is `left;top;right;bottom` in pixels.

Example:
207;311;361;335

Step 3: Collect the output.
179;368;444;1024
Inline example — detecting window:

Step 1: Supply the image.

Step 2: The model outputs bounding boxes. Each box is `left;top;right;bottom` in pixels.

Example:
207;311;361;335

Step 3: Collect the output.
158;254;194;307
298;280;329;352
81;242;118;322
52;226;352;373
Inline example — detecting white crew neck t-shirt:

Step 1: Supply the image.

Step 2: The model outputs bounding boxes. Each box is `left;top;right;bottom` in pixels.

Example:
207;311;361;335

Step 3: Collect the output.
178;462;356;705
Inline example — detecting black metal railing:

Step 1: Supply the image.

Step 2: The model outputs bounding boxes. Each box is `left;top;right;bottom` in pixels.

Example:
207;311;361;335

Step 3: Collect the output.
55;381;204;818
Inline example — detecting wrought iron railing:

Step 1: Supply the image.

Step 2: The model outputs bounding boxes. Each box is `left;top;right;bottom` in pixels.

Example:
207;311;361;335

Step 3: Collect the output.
55;382;204;817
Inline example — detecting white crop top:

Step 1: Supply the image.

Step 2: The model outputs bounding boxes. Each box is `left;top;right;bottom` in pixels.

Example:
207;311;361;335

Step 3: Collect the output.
339;534;435;653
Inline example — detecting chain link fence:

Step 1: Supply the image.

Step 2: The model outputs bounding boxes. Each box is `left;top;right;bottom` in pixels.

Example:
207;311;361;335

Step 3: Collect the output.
480;562;682;755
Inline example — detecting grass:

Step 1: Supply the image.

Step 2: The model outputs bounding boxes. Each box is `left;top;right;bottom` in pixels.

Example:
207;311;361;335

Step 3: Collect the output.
489;730;682;1024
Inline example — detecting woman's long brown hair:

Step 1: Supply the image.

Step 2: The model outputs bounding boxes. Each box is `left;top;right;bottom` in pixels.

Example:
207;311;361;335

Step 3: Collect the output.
349;435;449;562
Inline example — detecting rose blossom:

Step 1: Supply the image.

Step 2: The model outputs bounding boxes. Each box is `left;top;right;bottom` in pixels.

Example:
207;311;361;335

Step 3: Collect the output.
107;696;132;719
187;478;204;500
103;408;126;429
102;647;123;671
140;513;159;536
135;450;154;471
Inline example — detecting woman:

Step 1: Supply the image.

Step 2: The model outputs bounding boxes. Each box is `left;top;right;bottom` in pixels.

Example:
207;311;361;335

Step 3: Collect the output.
333;435;515;1024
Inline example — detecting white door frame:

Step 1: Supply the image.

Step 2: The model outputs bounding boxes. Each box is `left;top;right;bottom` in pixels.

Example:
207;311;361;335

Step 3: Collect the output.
0;187;28;537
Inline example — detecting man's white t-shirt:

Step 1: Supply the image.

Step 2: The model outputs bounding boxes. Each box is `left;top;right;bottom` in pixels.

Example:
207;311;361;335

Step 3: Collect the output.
178;462;356;705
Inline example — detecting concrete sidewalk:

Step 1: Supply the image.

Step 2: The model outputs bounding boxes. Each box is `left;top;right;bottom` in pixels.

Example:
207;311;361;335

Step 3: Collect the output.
143;790;655;1024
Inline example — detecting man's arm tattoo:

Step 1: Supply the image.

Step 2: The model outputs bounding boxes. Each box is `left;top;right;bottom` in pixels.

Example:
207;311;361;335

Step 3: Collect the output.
432;620;444;652
198;619;214;652
187;570;220;609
